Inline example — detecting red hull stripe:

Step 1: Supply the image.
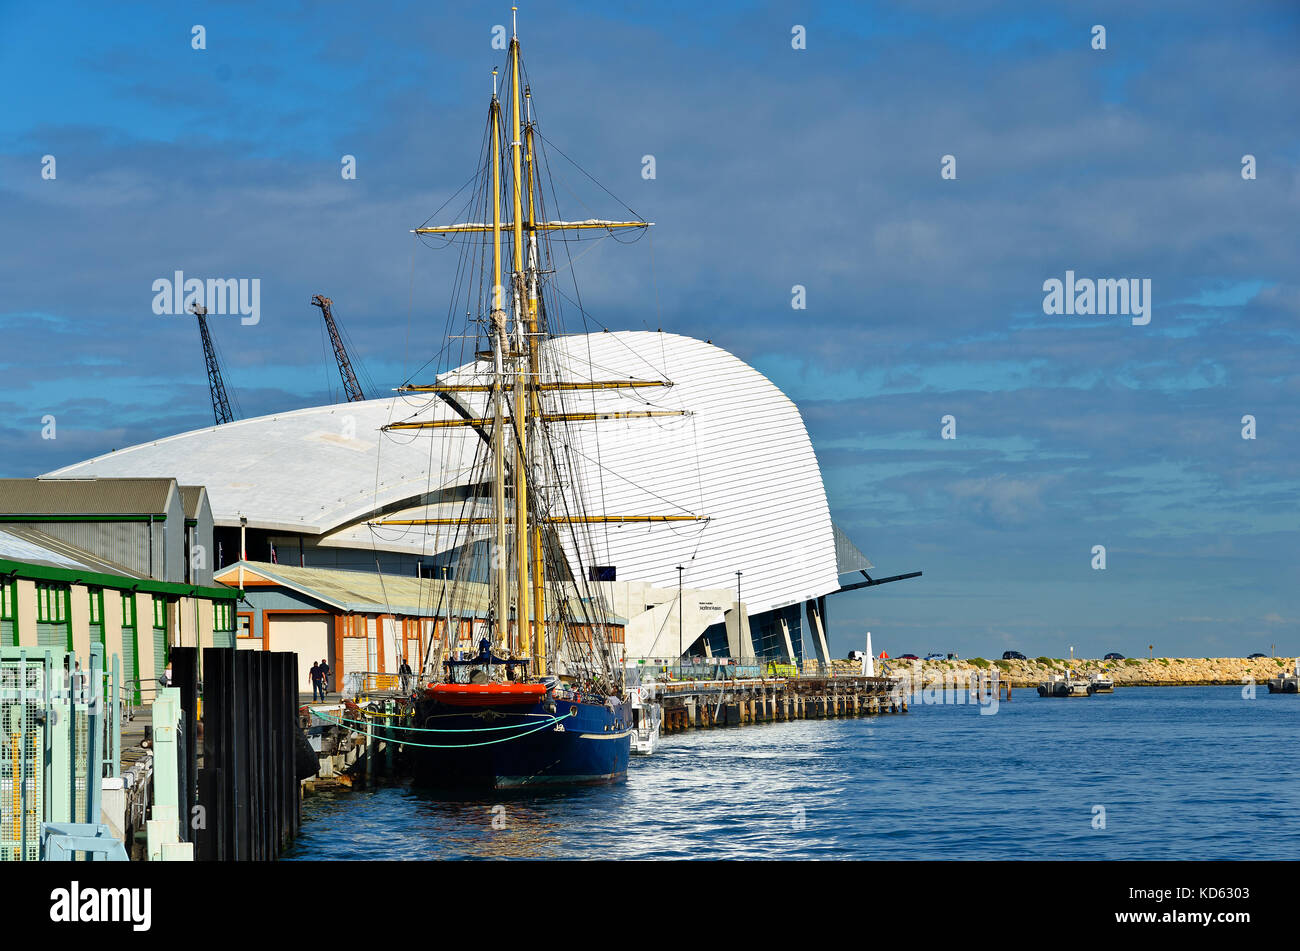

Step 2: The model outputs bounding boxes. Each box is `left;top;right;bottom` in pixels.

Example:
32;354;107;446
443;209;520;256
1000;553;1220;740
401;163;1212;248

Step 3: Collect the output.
428;683;548;707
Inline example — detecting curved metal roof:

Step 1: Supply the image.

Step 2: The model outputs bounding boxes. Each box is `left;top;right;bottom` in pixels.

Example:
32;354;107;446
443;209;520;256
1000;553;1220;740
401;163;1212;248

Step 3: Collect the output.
48;332;841;614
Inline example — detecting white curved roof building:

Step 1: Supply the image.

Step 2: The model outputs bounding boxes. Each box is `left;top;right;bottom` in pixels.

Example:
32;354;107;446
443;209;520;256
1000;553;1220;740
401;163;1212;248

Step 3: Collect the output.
50;332;881;661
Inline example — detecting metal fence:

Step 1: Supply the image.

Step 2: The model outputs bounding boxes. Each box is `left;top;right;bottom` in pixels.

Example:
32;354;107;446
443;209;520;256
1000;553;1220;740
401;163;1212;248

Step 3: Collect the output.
632;658;854;682
642;661;768;682
119;675;169;721
341;671;413;698
0;645;120;861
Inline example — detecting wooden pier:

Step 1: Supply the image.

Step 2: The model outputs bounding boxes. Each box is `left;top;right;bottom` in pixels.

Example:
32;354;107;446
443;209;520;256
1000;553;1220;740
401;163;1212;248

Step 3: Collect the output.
658;675;908;733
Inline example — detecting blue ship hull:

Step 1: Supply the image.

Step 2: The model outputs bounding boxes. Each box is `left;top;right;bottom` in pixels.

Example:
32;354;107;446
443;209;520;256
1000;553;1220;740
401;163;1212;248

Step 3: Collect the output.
409;695;631;788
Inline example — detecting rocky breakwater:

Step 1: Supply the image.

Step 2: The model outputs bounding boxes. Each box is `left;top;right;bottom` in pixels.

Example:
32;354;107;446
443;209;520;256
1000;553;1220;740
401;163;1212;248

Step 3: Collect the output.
828;655;1294;688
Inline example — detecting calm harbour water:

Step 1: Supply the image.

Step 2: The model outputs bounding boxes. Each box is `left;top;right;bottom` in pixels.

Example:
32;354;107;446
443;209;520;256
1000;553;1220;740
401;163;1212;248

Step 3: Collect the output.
285;685;1300;860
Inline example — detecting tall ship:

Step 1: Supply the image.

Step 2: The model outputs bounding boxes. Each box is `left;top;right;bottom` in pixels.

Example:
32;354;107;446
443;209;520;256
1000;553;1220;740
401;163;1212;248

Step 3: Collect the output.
375;10;681;786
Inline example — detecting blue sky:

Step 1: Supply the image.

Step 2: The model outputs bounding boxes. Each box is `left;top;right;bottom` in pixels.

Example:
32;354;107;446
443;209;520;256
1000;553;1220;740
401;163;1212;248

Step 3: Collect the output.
1;0;1297;658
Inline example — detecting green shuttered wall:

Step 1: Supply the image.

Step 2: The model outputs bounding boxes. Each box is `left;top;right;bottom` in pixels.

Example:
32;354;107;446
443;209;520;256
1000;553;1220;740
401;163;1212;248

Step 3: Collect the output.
152;596;167;673
1;581;14;646
212;601;235;649
35;583;71;650
122;595;138;704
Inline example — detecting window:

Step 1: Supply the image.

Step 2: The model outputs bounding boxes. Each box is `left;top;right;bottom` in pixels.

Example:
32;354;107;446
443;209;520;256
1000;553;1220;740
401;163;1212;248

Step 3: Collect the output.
152;597;168;669
35;583;71;650
36;583;69;623
213;601;235;632
123;595;136;628
210;601;236;650
88;587;106;649
587;566;616;582
236;614;254;638
1;580;15;647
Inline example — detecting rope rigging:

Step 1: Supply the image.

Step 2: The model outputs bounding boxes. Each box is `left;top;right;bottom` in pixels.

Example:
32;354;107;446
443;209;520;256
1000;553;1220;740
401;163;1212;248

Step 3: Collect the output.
364;31;681;689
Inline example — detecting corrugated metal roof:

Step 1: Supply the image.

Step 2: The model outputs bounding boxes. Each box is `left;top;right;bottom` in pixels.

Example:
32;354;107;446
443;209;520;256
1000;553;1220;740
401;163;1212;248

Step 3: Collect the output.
0;477;176;515
179;485;207;520
0;525;145;578
218;561;630;625
218;561;478;617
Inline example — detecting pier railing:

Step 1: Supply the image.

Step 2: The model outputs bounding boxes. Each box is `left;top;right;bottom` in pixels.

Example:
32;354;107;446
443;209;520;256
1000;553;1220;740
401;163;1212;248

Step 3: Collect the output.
633;660;880;683
343;671;417;698
648;662;768;682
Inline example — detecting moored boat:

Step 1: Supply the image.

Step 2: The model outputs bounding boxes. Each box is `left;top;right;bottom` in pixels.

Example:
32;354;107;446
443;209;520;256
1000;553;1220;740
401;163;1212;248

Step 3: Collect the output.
629;681;662;755
1266;660;1299;694
1088;671;1115;693
411;641;631;787
1037;672;1093;697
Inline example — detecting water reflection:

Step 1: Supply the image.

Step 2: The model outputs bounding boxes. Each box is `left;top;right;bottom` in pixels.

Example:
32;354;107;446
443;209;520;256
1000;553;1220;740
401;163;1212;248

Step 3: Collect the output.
286;688;1300;861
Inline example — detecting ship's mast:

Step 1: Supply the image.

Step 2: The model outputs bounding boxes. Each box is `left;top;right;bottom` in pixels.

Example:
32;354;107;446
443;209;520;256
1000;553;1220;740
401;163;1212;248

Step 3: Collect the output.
380;11;683;681
509;8;532;664
524;84;547;673
489;67;510;650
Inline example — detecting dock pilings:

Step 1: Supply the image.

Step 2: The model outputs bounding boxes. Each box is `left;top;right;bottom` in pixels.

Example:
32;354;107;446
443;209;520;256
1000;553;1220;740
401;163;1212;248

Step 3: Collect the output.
658;676;907;734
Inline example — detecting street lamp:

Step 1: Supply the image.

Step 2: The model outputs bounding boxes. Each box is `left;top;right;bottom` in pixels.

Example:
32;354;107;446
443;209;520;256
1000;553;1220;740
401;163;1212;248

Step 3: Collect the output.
677;565;684;663
238;514;248;591
735;570;744;658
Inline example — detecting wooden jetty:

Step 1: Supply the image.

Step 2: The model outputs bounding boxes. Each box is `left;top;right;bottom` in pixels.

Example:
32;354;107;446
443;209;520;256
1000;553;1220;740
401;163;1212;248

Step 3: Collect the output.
657;675;908;734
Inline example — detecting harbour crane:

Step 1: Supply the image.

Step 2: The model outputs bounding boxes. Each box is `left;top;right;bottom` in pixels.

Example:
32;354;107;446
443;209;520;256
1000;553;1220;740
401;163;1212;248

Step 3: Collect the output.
190;303;236;425
310;295;367;402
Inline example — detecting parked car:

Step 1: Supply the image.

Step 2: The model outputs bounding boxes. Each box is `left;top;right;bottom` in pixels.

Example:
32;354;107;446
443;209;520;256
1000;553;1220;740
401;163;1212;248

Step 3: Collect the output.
898;653;920;660
1002;651;1027;660
924;653;945;661
1104;652;1125;661
847;650;865;661
1248;652;1268;659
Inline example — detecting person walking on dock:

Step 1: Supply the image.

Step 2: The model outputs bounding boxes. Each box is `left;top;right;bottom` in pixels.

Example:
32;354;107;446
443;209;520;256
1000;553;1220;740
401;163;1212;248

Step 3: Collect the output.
310;661;324;702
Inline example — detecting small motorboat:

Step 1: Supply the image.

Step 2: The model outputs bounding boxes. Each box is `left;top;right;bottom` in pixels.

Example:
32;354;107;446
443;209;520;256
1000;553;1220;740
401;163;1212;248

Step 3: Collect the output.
629;682;662;755
1037;672;1093;697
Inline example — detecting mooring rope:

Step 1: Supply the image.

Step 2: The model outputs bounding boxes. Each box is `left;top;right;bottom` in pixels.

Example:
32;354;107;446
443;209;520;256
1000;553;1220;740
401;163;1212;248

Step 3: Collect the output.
316;708;574;733
310;707;579;748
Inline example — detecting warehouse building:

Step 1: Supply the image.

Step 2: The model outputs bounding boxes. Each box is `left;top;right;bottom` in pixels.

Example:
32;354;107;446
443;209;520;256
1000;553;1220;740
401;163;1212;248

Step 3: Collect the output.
0;478;238;702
